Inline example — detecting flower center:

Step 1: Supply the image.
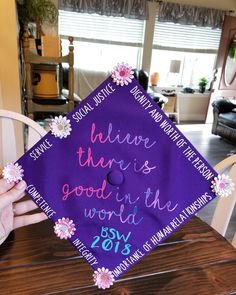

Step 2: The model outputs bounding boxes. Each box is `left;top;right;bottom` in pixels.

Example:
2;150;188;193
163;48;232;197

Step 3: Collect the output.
61;224;68;232
119;70;126;77
219;182;226;189
9;169;15;176
57;124;64;131
101;273;109;283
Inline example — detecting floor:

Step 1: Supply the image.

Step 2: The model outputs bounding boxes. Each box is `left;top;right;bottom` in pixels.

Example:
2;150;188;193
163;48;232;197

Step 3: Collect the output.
179;123;236;242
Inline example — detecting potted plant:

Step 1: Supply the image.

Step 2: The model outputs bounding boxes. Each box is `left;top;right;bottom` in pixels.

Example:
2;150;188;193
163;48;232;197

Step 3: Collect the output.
198;77;208;93
17;0;58;39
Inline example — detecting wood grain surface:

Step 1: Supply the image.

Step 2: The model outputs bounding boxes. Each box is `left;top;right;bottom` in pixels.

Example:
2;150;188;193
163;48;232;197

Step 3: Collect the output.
1;217;236;295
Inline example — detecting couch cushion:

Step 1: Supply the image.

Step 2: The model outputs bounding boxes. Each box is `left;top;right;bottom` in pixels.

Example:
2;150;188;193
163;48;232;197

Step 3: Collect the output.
212;99;236;113
219;112;236;129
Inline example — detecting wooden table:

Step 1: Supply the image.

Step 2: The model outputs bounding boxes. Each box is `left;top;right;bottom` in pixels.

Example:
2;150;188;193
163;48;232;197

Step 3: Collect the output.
1;216;236;295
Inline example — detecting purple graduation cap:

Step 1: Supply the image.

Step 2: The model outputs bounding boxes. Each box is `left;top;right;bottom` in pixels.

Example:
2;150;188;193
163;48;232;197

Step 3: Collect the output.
3;63;234;289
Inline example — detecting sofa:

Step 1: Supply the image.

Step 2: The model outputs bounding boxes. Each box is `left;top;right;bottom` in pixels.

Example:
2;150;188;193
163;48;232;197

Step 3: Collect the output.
212;98;236;142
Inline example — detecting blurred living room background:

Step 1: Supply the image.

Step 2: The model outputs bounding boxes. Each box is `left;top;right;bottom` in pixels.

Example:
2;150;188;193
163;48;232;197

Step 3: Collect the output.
1;0;236;125
1;0;236;242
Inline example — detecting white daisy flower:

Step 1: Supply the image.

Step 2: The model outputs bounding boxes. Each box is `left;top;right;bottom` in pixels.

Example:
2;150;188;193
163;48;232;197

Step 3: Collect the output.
211;174;234;197
53;217;76;240
93;267;115;289
2;163;24;183
111;62;134;86
50;115;72;139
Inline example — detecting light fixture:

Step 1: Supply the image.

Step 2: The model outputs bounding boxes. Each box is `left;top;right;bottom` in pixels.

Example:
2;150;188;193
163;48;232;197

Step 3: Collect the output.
169;60;181;74
169;60;181;86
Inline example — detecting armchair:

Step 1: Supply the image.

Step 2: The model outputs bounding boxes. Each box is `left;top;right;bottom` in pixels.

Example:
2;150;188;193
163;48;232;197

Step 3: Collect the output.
212;98;236;142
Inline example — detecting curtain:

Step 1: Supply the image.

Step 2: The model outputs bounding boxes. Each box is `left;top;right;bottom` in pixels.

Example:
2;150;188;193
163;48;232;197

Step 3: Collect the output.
59;0;148;20
158;2;228;29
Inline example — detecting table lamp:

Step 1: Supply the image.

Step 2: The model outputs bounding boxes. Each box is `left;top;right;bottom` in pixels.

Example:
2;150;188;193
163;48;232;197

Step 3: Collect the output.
169;60;181;86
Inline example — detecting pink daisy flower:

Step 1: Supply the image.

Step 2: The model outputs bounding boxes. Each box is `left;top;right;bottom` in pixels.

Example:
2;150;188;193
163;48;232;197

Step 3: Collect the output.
2;163;24;183
93;267;115;289
111;62;134;86
211;174;234;197
54;217;76;239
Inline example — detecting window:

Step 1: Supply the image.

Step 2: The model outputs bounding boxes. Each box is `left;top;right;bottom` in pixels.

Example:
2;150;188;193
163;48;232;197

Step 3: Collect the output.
59;10;144;71
151;21;222;87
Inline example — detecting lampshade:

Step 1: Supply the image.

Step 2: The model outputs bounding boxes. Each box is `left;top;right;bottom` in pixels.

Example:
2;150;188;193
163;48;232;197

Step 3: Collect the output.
169;60;181;74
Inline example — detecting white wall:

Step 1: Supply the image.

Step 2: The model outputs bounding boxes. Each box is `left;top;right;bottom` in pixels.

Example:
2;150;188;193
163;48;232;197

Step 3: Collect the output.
0;0;21;112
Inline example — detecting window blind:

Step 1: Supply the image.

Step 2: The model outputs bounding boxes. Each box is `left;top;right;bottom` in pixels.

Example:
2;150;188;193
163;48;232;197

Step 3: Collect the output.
153;20;222;53
59;10;144;47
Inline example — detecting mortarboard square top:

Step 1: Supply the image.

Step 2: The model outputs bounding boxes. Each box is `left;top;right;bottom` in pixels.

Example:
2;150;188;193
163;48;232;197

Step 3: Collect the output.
3;63;233;289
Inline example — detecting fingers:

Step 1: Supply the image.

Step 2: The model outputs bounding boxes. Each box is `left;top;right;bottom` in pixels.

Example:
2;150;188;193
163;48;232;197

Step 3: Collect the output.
13;200;38;215
0;178;15;195
13;212;48;230
0;180;27;209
